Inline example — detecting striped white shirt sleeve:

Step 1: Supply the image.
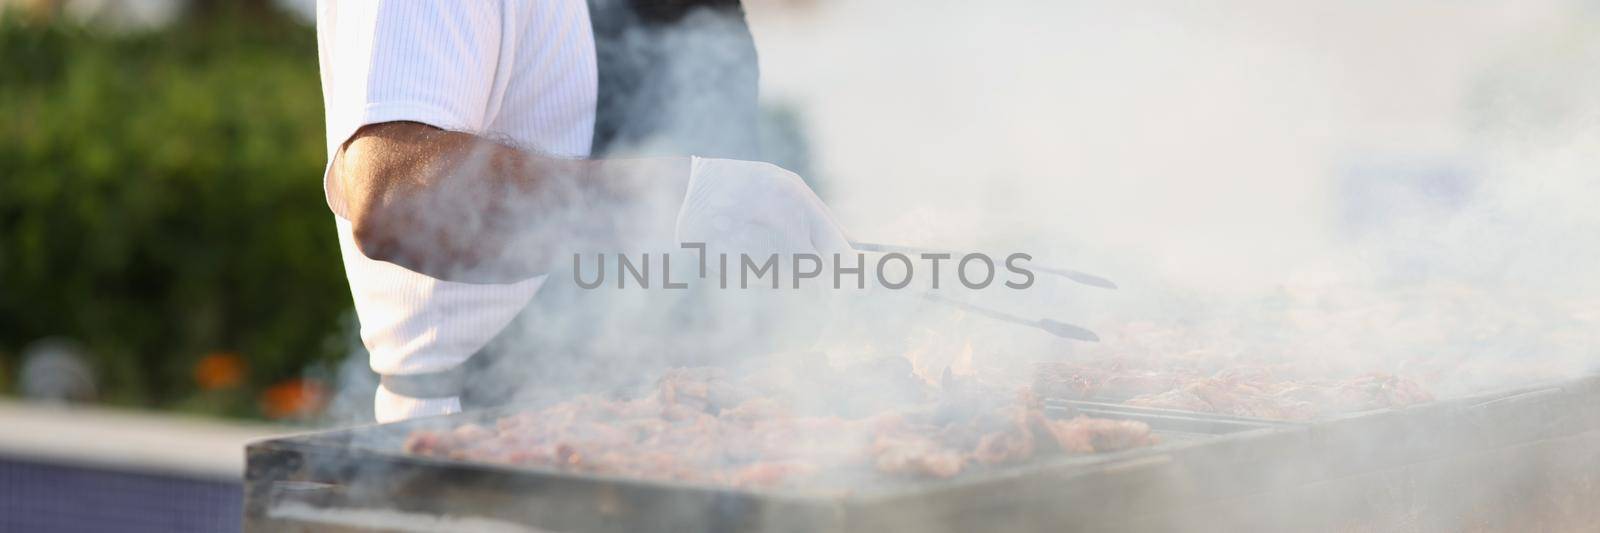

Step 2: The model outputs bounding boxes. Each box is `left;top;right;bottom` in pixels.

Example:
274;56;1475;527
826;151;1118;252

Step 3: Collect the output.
321;1;504;156
317;0;564;379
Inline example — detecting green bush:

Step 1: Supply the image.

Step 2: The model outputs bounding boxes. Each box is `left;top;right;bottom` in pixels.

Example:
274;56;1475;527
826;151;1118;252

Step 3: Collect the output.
0;15;348;417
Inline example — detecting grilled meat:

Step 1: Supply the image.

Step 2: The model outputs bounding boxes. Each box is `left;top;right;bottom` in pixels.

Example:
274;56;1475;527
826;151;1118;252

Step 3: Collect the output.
404;367;1156;488
1034;360;1434;420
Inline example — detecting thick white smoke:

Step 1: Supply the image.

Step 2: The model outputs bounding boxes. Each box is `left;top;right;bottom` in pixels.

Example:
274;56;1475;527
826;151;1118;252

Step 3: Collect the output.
747;0;1600;386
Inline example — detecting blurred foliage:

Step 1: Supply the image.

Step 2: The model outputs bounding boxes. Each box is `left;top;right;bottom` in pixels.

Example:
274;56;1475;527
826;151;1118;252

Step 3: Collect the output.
0;11;348;418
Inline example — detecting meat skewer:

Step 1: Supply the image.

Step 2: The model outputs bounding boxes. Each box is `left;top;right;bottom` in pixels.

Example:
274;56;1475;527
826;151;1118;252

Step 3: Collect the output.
922;292;1100;342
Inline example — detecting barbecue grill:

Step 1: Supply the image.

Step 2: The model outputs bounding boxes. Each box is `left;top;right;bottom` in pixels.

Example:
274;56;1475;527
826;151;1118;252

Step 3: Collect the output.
245;374;1600;532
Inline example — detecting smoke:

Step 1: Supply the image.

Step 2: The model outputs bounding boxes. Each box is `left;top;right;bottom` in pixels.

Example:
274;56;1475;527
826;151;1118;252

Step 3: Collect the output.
736;0;1600;528
746;0;1600;382
288;0;1600;529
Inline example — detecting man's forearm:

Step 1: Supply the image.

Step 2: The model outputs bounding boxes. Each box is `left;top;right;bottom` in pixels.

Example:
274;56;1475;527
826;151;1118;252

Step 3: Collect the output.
330;122;691;283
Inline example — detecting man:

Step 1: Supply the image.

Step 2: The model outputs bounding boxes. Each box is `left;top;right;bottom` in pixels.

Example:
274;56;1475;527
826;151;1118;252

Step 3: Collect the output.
316;1;850;422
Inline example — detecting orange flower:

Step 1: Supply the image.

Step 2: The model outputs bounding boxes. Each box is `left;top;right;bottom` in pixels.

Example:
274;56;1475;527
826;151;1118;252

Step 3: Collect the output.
194;352;245;390
260;378;327;419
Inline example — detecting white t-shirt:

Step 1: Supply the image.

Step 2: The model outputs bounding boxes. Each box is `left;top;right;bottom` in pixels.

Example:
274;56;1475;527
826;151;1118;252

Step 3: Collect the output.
316;1;598;376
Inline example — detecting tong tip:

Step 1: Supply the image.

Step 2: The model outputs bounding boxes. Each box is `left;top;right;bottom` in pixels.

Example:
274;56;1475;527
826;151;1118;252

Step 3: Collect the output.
1038;319;1100;342
1038;267;1119;290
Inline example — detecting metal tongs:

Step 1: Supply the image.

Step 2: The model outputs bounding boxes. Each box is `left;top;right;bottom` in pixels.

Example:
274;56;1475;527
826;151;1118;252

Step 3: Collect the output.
851;242;1117;290
849;241;1114;342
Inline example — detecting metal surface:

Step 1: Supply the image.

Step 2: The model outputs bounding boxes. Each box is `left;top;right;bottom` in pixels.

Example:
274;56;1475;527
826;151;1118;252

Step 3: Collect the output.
245;403;1274;532
1051;400;1290;435
921;292;1100;341
245;375;1600;532
848;241;1118;290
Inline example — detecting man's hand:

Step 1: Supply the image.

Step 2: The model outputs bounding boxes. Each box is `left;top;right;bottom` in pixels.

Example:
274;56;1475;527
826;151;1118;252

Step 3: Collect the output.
678;157;851;259
333;122;853;284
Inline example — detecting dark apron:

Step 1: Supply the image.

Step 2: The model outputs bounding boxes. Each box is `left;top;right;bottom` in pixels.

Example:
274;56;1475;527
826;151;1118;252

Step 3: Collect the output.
382;0;789;409
588;0;762;161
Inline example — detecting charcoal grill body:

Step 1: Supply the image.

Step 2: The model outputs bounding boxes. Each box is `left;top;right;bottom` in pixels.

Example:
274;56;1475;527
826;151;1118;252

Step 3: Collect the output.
245;376;1600;532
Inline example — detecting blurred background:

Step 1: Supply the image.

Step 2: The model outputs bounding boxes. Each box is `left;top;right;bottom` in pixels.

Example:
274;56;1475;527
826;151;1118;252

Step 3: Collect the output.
1;2;340;530
2;0;341;422
2;0;1599;530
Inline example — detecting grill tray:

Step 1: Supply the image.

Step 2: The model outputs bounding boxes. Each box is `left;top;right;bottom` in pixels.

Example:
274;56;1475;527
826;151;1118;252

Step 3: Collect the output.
246;375;1600;532
246;401;1288;532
